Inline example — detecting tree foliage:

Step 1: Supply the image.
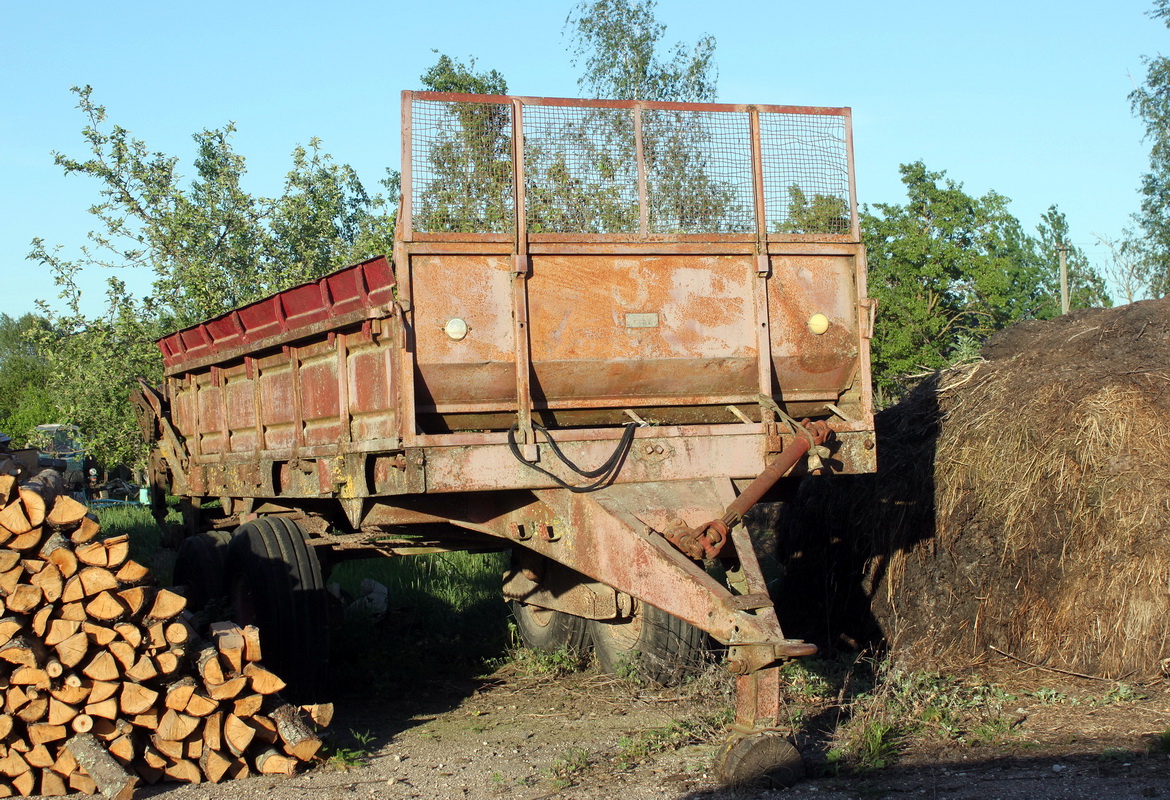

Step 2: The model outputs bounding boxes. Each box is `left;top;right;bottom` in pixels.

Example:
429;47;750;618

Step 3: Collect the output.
0;315;56;445
29;86;396;466
415;55;514;233
1033;206;1111;314
862;162;1110;398
565;0;717;102
1129;0;1170;297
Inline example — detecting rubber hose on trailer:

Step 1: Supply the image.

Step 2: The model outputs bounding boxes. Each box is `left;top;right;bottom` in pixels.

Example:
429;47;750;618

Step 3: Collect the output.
507;422;637;493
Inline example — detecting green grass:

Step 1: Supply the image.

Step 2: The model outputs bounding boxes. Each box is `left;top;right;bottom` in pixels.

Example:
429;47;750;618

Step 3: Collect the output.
90;501;512;696
93;503;172;580
327;551;511;694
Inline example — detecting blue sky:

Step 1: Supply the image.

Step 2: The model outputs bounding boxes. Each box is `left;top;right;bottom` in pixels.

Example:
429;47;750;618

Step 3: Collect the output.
1;0;1163;315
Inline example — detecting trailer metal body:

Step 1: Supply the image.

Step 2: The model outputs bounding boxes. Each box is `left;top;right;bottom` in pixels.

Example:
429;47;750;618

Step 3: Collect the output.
138;91;877;785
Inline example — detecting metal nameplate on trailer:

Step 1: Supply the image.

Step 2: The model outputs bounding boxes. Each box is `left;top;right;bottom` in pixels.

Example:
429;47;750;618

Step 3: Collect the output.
625;313;659;329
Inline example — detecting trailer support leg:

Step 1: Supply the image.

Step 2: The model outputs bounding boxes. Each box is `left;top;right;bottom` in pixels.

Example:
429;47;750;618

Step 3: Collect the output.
716;665;805;788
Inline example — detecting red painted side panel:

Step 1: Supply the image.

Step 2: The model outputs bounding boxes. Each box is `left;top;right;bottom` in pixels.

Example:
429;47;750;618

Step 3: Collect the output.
157;256;396;371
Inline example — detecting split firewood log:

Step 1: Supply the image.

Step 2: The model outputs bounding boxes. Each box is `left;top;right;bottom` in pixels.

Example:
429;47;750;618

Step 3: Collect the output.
203;711;223;751
26;723;65;747
4;585;41;615
39;534;77;579
165;678;197;712
70;516;100;545
49;745;77;777
222;714;255;757
156;709;200;742
45;495;87;529
114;560;149;586
80;651;119;682
255;747;297;776
31;608;53;641
17;470;63;528
119;683;159;717
53;631;88;669
85;591;127;622
68;771;97;794
231;694;262;718
124;654;159;683
66;732;138;800
163;758;201;784
242;663;285;695
270;703;323;761
206;676;248;702
0;502;31;537
199;747;232;783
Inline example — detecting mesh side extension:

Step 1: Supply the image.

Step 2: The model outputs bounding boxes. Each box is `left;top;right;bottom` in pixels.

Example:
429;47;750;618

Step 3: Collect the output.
642;109;755;234
523;105;640;234
759;112;851;235
410;99;515;234
408;95;853;237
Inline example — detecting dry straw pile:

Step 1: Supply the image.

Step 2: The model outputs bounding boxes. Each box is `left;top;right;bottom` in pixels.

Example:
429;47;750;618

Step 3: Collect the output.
779;297;1170;679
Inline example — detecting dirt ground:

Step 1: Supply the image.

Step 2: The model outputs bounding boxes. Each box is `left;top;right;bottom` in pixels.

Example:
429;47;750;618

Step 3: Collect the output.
136;660;1170;800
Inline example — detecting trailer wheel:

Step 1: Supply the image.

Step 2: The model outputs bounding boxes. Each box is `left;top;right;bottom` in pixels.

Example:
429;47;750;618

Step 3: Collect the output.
716;731;804;789
172;529;232;611
510;601;591;654
227;517;328;702
588;601;708;686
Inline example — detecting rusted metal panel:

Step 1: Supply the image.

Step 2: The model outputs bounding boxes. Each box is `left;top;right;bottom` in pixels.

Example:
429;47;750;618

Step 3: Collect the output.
157;256;395;374
766;253;868;422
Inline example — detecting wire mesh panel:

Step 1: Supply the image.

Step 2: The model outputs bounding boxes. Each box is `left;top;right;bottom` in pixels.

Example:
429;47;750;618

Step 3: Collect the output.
407;94;854;238
523;105;640;234
641;109;755;234
758;112;851;235
410;99;515;234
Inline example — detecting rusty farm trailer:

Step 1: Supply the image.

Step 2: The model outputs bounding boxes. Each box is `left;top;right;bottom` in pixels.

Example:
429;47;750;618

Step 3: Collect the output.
135;91;877;786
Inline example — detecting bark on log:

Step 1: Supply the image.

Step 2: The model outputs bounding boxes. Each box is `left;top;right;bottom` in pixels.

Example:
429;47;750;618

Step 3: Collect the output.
254;747;296;776
271;704;322;761
66;732;139;800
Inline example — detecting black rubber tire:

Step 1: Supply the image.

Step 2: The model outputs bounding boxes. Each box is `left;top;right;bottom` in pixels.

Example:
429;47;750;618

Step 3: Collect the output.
510;600;592;654
172;530;232;611
588;600;708;686
226;517;328;702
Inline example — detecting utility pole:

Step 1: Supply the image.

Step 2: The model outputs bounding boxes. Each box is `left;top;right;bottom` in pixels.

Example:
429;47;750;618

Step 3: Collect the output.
1058;244;1069;315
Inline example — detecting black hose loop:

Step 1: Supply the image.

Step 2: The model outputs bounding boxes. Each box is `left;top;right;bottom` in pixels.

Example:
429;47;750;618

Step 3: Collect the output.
508;422;637;493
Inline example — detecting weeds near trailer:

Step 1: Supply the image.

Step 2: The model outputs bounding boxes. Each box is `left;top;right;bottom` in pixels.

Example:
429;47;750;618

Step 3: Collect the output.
546;747;591;789
789;658;1026;774
322;729;376;770
508;642;588;678
614;710;731;770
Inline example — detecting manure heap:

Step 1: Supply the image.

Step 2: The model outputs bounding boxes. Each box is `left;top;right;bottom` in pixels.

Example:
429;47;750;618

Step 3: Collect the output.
783;296;1170;679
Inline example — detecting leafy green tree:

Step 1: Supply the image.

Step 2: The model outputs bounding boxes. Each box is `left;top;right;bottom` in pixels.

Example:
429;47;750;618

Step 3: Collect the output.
861;162;1108;398
29;86;396;466
0;314;56;445
778;186;850;235
414;54;514;233
1129;0;1170;296
559;1;745;233
565;0;716;103
1033;206;1111;314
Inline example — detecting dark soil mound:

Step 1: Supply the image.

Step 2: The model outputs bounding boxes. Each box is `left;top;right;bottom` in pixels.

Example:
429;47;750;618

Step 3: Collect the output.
777;297;1170;678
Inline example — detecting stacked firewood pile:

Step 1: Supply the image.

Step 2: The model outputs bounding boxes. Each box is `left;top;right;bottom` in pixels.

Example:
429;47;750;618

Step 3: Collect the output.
0;470;328;798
